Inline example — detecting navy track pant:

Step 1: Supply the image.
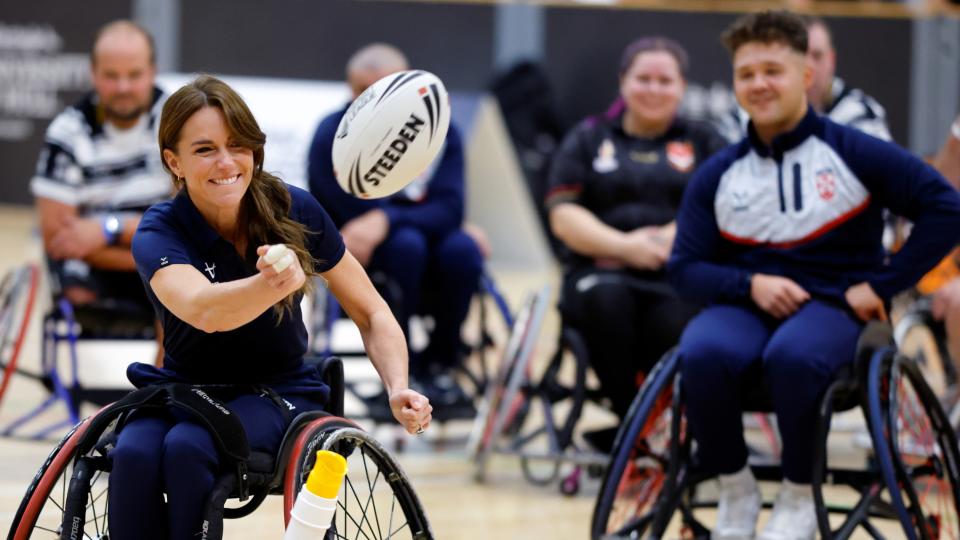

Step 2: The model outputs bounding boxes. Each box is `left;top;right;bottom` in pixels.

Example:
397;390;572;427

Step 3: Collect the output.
678;300;862;483
108;392;323;539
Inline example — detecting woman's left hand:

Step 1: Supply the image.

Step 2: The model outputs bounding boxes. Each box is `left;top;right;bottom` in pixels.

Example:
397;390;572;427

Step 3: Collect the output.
388;388;433;435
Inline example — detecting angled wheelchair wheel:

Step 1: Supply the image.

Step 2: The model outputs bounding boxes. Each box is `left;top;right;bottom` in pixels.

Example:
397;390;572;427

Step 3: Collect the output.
0;264;40;412
468;286;551;481
878;354;960;540
591;350;686;540
7;413;114;540
284;416;433;540
894;297;957;402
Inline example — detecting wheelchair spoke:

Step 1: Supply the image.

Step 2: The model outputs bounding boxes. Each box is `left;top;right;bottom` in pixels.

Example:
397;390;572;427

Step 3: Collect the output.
342;475;376;540
384;494;410;540
360;450;384;540
34;525;61;535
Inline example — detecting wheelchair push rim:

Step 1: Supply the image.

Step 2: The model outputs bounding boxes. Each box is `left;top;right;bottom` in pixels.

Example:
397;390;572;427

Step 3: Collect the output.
591;350;683;539
285;417;433;540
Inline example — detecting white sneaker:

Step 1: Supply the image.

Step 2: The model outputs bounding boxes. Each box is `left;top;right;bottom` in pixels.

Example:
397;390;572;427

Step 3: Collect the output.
714;465;761;540
758;479;817;540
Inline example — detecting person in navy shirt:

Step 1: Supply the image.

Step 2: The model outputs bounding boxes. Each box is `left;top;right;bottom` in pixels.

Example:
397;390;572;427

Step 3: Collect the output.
308;43;483;413
668;12;960;540
108;75;432;539
546;37;726;450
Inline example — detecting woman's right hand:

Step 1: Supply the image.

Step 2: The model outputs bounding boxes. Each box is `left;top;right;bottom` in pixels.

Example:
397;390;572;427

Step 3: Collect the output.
256;244;305;295
620;228;670;270
389;388;433;434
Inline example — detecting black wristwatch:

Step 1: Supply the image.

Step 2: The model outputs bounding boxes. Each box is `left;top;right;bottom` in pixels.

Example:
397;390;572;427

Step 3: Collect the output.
102;214;121;245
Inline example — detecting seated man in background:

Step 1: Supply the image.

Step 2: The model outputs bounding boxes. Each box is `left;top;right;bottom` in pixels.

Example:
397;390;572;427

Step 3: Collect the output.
670;11;960;540
308;43;483;414
31;20;169;355
804;16;892;141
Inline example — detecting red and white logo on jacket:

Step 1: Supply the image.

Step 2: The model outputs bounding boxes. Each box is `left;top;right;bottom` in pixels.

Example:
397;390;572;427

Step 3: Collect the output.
666;141;695;172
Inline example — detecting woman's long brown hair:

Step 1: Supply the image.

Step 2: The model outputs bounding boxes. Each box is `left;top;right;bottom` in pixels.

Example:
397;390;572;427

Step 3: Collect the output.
158;74;316;319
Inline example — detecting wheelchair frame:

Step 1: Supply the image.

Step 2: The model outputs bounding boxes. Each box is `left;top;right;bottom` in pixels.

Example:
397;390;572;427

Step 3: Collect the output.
6;357;434;540
469;283;613;492
590;323;960;540
310;271;515;425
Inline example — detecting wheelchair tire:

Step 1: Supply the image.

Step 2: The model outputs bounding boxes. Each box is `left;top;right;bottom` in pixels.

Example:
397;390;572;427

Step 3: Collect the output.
468;287;550;480
590;350;685;540
0;264;40;412
7;413;114;540
872;352;960;540
283;416;433;540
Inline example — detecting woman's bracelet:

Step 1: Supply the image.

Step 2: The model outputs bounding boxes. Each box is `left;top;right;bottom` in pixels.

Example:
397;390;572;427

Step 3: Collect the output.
951;119;960;142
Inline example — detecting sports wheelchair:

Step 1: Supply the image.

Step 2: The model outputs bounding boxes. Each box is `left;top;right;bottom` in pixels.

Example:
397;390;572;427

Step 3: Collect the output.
469;276;772;496
591;322;960;540
469;283;609;493
1;261;157;440
7;356;433;540
311;270;515;425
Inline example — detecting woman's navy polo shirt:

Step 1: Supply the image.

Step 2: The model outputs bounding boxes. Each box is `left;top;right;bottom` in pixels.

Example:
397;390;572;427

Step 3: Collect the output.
131;184;345;385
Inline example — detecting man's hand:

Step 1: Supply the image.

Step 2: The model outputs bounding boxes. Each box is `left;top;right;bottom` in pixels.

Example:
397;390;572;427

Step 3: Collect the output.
340;209;389;267
933;278;960;320
619;228;670;271
48;215;106;260
389;388;433;435
750;273;811;319
844;282;887;322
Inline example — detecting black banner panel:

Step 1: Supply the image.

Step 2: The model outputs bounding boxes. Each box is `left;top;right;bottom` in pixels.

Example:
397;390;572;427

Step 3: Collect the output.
0;0;131;204
178;0;496;92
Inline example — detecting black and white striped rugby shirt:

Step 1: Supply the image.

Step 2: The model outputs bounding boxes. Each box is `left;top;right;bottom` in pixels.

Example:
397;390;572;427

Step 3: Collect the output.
30;87;171;214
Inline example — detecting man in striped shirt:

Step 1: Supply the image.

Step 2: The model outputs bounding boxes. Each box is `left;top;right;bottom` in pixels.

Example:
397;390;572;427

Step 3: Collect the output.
805;17;892;141
31;20;170;340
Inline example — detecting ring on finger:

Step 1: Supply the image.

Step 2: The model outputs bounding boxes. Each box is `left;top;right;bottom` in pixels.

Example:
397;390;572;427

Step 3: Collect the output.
415;423;425;435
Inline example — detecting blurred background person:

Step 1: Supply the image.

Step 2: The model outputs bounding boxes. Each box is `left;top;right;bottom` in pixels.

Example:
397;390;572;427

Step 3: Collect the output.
927;114;960;392
308;43;483;417
804;16;892;141
30;19;169;359
545;37;727;452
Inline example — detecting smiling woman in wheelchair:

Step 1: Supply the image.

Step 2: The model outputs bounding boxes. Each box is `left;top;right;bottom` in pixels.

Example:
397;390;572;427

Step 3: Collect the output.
667;11;960;540
96;75;433;539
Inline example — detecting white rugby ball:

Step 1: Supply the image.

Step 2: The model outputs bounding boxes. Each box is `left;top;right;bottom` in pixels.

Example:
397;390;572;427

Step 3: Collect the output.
332;70;451;199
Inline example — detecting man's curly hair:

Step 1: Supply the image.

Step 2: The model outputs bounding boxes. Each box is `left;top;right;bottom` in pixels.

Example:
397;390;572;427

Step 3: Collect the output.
721;11;808;56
